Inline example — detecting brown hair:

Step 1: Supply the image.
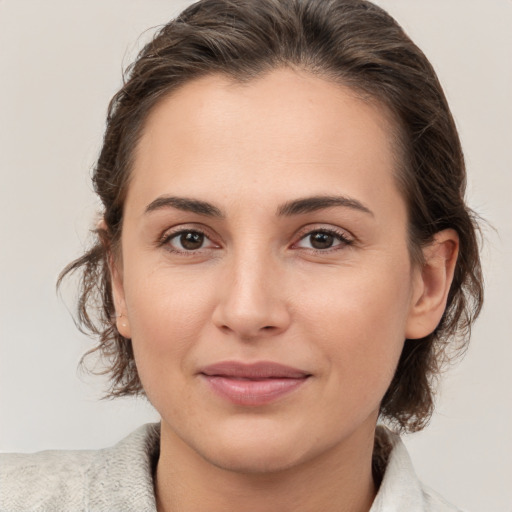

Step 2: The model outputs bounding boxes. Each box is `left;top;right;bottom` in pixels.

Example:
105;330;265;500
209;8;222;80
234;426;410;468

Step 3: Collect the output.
60;0;483;432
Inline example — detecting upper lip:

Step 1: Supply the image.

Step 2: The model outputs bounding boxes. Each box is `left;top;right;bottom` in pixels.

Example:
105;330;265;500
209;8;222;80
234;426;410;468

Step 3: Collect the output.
199;361;311;379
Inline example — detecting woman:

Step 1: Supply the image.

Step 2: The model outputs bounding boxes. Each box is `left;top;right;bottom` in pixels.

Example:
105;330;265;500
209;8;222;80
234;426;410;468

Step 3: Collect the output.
0;0;485;510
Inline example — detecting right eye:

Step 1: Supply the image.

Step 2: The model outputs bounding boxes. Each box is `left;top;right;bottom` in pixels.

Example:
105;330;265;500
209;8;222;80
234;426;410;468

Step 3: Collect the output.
164;229;217;253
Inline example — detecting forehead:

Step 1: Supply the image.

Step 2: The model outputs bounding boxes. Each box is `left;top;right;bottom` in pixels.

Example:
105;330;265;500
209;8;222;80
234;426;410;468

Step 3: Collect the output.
128;68;403;215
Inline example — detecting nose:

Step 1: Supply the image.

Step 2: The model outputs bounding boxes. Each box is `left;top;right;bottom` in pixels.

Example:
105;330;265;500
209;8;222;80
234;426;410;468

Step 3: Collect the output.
211;250;292;340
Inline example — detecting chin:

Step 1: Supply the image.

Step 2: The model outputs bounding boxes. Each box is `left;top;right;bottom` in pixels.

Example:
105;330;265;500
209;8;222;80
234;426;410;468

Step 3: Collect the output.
204;441;306;475
194;420;312;475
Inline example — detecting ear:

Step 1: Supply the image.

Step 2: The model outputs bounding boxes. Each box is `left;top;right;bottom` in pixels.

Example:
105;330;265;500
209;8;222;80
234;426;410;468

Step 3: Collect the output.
99;219;132;339
405;229;459;340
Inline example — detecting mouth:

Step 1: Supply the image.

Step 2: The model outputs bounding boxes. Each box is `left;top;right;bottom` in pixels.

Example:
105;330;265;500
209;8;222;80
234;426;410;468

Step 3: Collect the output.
199;361;312;406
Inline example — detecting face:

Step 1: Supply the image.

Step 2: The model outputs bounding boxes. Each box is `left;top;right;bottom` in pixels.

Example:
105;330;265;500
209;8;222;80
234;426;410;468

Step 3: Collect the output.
113;69;424;473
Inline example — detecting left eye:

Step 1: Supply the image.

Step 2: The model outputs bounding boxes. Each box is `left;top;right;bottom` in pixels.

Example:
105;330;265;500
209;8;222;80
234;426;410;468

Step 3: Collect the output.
295;230;351;250
166;230;215;252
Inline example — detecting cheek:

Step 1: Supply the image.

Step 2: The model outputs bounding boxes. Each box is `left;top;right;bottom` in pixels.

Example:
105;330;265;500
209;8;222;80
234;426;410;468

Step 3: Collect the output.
122;265;215;390
296;260;412;399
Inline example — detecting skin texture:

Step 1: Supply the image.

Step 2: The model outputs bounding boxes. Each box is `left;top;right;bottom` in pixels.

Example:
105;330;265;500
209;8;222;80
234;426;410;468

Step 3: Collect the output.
111;69;458;512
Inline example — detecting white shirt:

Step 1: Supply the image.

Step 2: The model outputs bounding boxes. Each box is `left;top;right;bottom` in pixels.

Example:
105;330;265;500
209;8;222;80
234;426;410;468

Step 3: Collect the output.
370;426;464;511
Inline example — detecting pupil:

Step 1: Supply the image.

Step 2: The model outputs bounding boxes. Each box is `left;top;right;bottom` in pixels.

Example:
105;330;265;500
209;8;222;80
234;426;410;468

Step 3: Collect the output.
311;232;334;249
180;232;204;250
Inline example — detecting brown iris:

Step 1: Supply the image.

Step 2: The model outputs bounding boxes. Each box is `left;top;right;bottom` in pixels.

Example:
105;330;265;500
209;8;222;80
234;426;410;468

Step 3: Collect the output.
180;231;205;250
309;232;335;250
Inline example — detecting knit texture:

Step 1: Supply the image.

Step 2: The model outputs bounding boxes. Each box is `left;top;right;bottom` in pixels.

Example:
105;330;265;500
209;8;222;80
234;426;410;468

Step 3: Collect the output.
0;424;159;512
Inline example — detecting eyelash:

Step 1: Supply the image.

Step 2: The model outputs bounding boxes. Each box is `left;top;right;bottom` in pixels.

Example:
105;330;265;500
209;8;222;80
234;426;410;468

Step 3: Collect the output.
159;226;354;255
159;227;218;256
294;227;354;253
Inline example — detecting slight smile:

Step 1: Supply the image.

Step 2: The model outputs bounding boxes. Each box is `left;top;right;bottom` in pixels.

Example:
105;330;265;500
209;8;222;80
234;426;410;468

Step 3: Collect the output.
199;361;312;406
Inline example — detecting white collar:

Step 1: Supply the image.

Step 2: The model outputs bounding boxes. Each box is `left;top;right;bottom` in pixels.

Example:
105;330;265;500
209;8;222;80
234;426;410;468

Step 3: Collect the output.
370;427;461;512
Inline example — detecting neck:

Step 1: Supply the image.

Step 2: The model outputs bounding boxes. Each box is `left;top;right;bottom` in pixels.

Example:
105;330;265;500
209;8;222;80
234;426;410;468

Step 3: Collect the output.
155;421;377;512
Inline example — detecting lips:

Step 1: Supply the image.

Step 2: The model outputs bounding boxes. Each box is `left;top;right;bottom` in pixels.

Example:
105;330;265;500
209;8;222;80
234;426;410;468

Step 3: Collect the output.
199;361;311;406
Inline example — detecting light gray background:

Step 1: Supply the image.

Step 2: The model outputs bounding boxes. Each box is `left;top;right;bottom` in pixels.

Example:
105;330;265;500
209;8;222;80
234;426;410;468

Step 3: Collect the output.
0;1;510;511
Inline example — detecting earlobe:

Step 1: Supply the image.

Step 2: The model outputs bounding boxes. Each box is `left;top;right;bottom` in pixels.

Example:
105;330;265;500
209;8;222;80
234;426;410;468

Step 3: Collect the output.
98;219;132;339
111;262;132;339
115;311;131;339
405;229;459;340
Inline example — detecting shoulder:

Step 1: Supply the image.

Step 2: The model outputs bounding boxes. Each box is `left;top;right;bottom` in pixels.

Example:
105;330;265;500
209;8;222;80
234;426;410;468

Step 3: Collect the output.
0;448;93;511
371;426;466;512
0;423;160;512
422;485;469;512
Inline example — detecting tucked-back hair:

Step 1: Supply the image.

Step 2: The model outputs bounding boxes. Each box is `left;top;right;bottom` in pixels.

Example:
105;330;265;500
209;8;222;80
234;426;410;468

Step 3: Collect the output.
60;0;483;432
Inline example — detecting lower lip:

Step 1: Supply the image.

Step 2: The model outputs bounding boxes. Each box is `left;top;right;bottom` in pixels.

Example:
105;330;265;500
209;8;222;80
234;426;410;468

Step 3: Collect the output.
201;375;309;406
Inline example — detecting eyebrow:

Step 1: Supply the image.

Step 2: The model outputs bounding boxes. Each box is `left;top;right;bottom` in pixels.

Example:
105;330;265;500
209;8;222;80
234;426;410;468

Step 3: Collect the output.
144;194;373;218
277;195;374;217
145;196;224;217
